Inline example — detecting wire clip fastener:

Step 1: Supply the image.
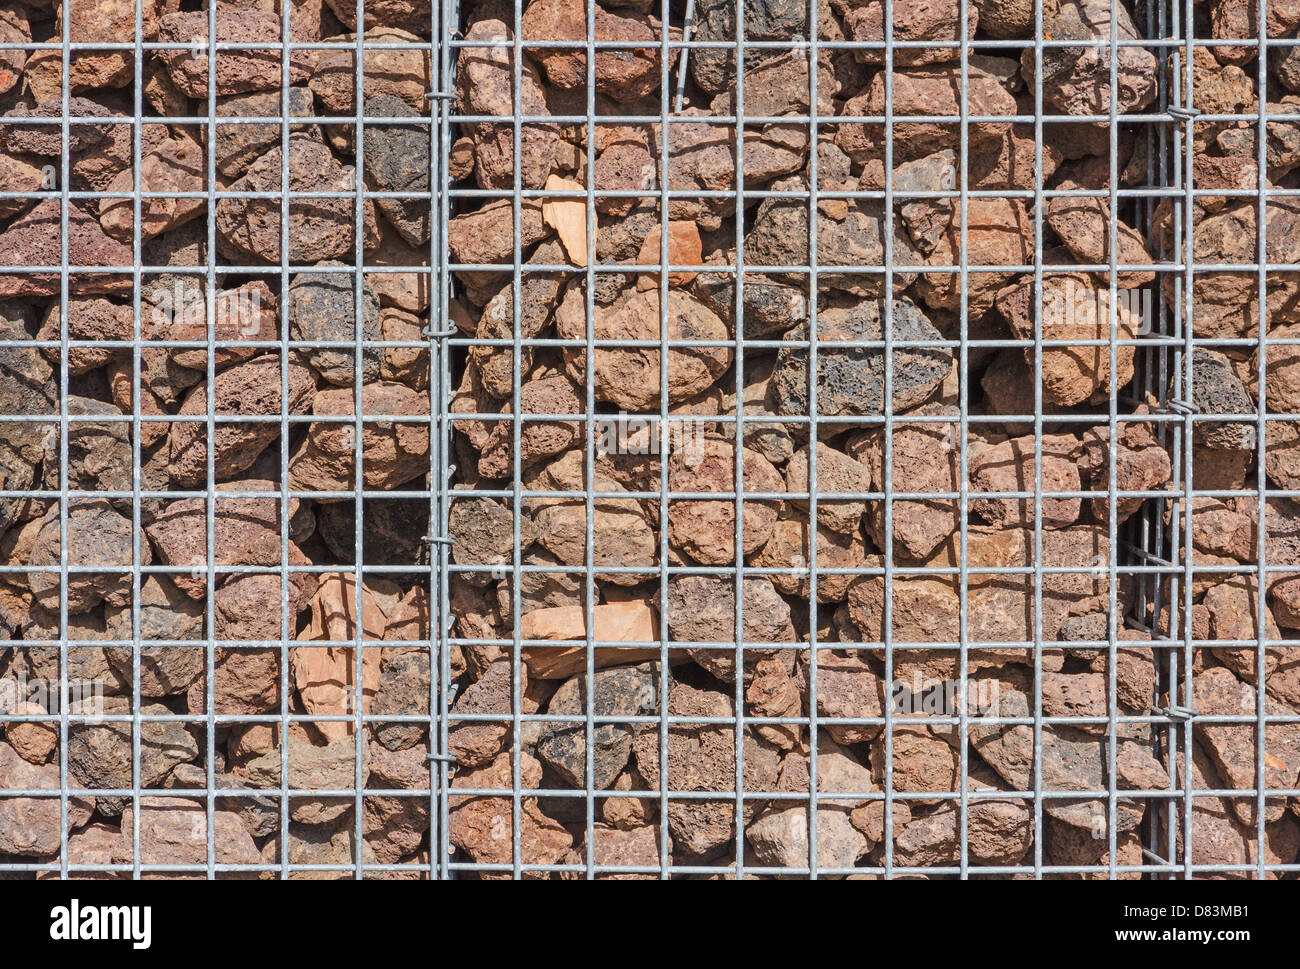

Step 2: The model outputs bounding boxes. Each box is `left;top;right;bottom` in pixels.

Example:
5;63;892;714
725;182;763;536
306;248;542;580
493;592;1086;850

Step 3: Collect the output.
426;91;456;100
422;534;456;546
427;752;460;764
1168;105;1201;120
1156;704;1198;721
423;325;458;338
1155;398;1200;416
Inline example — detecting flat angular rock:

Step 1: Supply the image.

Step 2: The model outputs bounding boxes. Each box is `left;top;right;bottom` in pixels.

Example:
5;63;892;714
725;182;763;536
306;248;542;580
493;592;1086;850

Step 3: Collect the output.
121;797;261;871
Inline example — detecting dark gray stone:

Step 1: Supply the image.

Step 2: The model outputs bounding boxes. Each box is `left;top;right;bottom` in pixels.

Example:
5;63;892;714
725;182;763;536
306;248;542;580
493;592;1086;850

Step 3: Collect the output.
362;94;431;246
536;662;660;789
287;265;381;387
692;268;808;340
217;774;281;838
690;0;808;93
0;303;56;535
1058;611;1109;642
1188;348;1257;452
772;297;953;418
317;497;429;567
372;650;431;752
743;177;925;297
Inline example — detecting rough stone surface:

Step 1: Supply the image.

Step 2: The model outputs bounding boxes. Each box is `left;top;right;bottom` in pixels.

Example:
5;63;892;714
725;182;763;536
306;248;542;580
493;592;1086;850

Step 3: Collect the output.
363;95;432;246
289;382;430;494
537;663;660;789
287;268;382;387
0;742;94;857
772;298;953;421
215;134;374;265
666;436;785;566
157;10;316;97
168;354;316;488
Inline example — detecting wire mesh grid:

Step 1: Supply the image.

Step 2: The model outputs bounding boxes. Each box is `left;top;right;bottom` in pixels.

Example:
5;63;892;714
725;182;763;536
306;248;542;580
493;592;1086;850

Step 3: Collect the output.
0;0;1298;879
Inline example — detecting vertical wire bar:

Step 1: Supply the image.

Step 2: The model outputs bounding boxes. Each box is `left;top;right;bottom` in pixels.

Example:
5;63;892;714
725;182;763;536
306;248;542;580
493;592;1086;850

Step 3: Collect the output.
57;0;72;882
1157;0;1184;879
806;0;822;881
510;0;525;879
656;0;673;881
1029;0;1046;879
204;0;219;879
956;0;971;879
351;0;368;881
278;0;294;880
1105;0;1123;878
437;0;459;881
1178;0;1197;879
129;0;145;880
582;0;597;881
672;0;694;112
429;0;448;883
733;0;750;879
1253;0;1270;880
880;0;896;880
